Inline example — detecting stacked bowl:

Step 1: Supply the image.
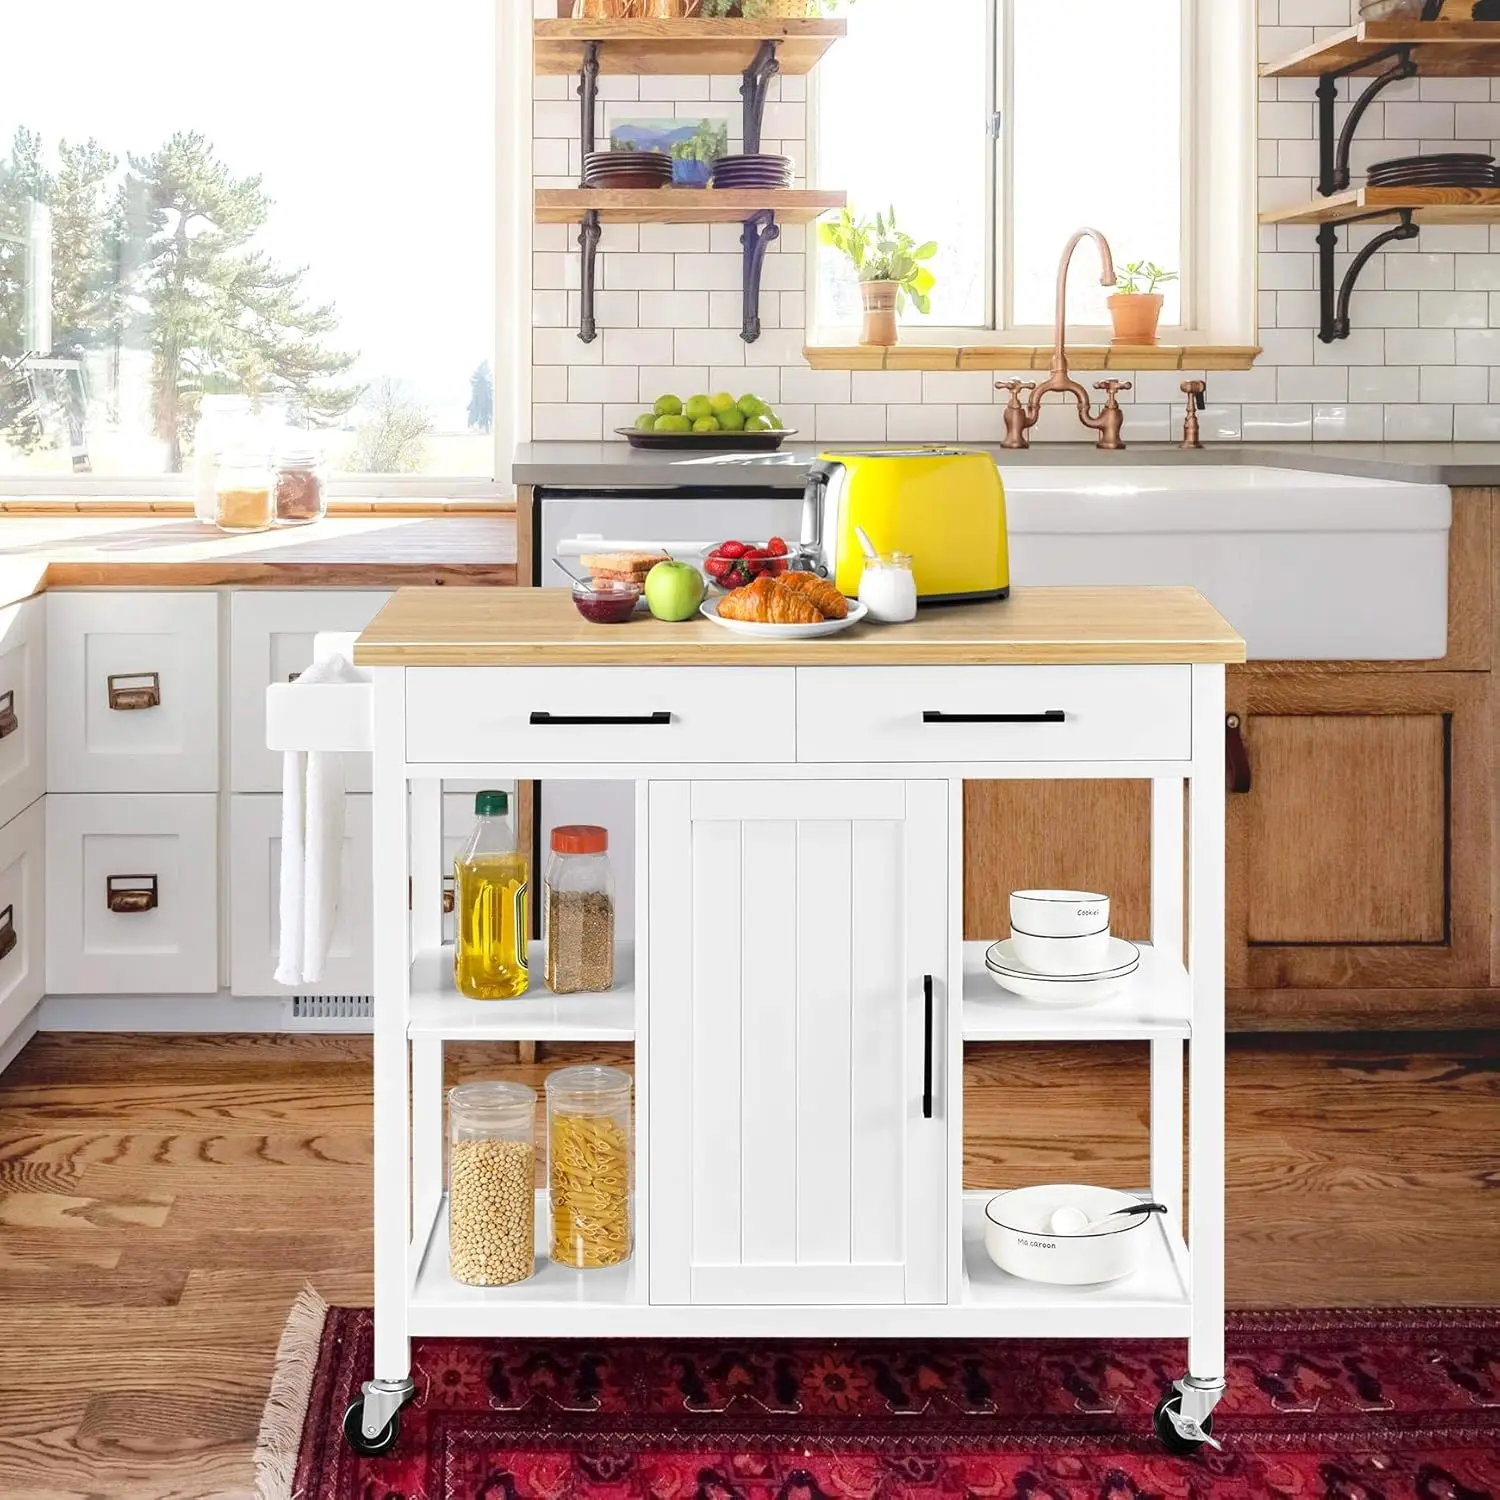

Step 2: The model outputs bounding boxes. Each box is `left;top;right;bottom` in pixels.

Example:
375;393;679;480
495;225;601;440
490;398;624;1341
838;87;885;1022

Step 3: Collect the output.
584;150;673;190
984;889;1140;1005
710;153;794;190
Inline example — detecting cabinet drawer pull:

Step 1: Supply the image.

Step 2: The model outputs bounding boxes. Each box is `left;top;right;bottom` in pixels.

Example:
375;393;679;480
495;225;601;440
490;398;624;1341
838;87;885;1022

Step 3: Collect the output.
922;709;1065;725
1225;714;1251;794
107;672;161;711
529;710;672;727
0;689;17;740
0;904;15;962
106;875;159;914
922;974;934;1120
442;878;456;915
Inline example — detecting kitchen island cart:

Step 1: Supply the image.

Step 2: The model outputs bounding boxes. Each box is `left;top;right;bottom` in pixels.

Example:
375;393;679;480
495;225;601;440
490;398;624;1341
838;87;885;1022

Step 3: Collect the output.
272;584;1244;1456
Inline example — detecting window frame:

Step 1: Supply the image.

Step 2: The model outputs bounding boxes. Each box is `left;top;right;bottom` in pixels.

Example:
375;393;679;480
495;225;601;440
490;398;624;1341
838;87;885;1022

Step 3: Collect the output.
807;0;1255;351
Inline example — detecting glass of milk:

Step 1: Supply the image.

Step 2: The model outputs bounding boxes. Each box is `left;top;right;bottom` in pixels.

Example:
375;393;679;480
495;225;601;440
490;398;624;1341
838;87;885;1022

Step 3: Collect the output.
858;552;918;623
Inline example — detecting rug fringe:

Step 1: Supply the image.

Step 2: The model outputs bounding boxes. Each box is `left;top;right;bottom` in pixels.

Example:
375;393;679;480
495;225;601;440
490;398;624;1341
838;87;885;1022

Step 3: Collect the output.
253;1284;330;1500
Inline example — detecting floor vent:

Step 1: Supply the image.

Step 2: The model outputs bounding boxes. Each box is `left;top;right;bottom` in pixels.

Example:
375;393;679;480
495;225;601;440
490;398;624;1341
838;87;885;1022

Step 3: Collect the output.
288;994;374;1024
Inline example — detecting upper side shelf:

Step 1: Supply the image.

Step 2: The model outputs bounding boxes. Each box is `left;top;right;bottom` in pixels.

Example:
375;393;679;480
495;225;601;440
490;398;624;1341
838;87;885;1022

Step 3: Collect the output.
534;17;846;75
1261;20;1500;78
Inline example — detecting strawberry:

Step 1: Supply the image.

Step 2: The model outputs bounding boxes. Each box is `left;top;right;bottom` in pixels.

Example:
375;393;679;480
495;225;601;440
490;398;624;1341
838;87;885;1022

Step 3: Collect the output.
705;555;733;580
718;539;748;560
767;536;789;557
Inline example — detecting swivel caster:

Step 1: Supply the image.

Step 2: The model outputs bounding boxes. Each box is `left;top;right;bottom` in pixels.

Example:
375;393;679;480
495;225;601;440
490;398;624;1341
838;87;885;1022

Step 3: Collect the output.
343;1396;401;1457
342;1377;414;1457
1153;1392;1215;1455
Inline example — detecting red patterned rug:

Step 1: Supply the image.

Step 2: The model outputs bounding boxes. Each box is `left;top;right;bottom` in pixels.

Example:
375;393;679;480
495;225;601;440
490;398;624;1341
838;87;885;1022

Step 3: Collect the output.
273;1301;1500;1499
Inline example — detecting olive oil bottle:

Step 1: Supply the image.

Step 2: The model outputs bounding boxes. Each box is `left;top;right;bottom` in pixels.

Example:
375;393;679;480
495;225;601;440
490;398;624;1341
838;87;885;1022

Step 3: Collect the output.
454;790;529;1000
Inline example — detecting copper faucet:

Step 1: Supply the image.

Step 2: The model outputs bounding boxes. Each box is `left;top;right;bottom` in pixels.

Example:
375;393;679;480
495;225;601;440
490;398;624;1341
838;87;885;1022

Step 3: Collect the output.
998;227;1126;450
1180;380;1206;449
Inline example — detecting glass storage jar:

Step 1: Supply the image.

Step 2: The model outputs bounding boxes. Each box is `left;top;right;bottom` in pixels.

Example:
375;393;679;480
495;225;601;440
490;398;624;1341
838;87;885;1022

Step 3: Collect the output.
274;443;327;525
448;1081;536;1286
213;448;275;533
544;825;614;994
857;551;918;623
546;1065;632;1269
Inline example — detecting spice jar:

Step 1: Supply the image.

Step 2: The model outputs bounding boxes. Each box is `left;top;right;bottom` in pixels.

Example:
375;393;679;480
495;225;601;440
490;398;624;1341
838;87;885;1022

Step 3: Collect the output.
544;825;614;994
274;443;327;525
213;448;275;533
547;1065;632;1269
448;1081;536;1286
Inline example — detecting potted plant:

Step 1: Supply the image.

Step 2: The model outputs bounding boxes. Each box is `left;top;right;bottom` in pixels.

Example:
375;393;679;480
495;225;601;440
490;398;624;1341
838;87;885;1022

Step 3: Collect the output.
1108;260;1178;347
818;206;937;346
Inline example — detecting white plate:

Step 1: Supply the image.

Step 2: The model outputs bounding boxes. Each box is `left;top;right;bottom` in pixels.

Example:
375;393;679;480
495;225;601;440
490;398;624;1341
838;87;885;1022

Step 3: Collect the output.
699;595;867;639
983;937;1140;1007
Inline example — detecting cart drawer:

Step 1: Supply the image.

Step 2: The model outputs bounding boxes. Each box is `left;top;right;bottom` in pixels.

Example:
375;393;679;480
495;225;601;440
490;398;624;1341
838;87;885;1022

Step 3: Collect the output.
795;665;1193;764
406;667;795;765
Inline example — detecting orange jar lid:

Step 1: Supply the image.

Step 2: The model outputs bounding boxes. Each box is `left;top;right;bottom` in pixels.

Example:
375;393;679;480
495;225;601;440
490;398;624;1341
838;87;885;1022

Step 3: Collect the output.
551;824;608;855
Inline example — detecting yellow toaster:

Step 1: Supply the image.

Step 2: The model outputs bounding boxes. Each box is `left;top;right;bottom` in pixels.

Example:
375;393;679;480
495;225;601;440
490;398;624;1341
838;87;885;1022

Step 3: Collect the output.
804;448;1009;603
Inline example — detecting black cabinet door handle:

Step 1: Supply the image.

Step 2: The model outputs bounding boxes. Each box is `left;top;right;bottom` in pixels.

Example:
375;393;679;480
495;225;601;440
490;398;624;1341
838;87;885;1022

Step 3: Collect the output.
922;710;1066;724
922;974;934;1119
529;710;672;726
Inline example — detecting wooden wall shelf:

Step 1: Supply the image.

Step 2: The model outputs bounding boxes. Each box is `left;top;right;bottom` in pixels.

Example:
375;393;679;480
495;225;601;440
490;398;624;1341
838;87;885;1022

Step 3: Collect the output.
803;345;1261;373
1261;186;1500;226
1261;20;1500;78
535;188;844;225
534;17;845;75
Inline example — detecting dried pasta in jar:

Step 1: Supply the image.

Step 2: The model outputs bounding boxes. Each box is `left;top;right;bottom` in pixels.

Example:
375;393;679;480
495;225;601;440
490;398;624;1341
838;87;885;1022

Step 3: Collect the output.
545;1065;632;1269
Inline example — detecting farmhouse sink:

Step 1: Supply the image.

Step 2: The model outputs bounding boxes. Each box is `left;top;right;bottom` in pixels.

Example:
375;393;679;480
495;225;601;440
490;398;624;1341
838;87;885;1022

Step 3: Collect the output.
1000;466;1452;660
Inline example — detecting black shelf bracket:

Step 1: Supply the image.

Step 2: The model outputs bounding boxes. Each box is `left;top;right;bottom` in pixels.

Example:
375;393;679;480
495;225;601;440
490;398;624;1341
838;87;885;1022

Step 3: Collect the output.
741;40;781;154
577;209;602;344
577;41;601;180
740;209;780;344
1316;45;1416;197
1316;208;1417;342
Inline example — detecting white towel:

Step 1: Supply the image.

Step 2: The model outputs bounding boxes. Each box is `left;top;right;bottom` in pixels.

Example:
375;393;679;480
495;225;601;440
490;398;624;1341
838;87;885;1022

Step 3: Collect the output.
276;654;361;986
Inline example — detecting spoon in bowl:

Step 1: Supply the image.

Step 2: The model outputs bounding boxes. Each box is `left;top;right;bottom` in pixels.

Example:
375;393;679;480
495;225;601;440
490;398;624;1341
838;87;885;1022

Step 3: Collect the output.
1048;1201;1168;1236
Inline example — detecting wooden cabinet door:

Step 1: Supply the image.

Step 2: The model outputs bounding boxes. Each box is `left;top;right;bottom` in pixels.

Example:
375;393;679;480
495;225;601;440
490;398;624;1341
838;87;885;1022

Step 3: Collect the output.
649;780;947;1307
1227;671;1490;1008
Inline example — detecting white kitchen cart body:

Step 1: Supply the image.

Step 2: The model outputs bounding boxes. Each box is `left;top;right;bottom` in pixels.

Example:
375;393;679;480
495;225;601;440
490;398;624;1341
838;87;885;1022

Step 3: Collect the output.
276;586;1242;1455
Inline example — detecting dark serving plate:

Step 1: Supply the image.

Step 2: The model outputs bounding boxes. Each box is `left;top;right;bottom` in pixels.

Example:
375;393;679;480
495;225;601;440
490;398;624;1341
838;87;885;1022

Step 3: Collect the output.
616;426;798;451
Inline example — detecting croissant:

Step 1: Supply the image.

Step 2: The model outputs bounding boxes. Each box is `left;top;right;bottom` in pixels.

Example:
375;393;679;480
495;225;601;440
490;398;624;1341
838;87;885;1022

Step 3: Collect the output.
777;571;849;620
719;575;825;625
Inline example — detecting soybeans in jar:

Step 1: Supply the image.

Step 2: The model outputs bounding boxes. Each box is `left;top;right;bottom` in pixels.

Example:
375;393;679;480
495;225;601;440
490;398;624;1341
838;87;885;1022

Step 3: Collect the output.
448;1081;536;1286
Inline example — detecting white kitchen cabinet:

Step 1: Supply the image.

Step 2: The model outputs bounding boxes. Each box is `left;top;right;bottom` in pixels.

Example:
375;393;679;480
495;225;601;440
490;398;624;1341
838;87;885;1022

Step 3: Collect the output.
0;799;45;1040
229;591;391;793
45;793;218;993
228;793;373;996
648;779;949;1307
0;598;46;829
47;592;219;793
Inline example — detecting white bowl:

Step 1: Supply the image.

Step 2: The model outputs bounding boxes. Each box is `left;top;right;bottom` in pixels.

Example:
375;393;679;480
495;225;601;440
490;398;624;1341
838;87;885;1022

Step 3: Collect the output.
982;1184;1153;1284
1009;889;1109;938
1009;926;1111;976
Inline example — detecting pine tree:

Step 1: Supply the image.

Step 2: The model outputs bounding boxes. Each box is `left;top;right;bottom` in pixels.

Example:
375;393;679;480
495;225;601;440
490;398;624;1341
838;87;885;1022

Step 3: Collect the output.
0;128;51;361
468;360;494;434
50;140;120;351
117;132;361;470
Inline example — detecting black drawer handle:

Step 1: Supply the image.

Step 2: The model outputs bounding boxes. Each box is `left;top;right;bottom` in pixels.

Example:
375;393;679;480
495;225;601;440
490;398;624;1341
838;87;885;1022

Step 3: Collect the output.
529;711;672;727
922;974;934;1119
923;710;1066;725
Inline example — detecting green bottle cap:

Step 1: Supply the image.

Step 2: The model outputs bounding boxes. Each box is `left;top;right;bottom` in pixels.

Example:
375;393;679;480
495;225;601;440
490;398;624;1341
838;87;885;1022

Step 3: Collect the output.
474;789;509;817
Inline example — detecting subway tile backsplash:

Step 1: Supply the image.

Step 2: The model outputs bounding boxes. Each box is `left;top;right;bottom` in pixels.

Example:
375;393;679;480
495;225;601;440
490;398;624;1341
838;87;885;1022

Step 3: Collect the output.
529;0;1500;446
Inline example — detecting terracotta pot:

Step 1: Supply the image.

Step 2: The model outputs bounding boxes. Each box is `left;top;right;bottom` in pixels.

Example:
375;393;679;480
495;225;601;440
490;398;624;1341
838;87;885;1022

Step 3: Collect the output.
1107;292;1164;347
859;280;900;347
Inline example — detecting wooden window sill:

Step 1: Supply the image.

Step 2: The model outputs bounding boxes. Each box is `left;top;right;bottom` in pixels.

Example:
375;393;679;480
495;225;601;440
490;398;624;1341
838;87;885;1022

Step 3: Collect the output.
802;345;1261;372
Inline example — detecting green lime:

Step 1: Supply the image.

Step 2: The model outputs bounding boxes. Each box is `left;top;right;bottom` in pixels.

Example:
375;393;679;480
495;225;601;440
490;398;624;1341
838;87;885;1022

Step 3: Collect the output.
738;394;767;418
708;391;736;414
763;411;784;430
653;393;683;417
654;414;692;432
744;414;772;431
684;394;714;422
692;416;721;433
635;412;658;432
717;404;746;431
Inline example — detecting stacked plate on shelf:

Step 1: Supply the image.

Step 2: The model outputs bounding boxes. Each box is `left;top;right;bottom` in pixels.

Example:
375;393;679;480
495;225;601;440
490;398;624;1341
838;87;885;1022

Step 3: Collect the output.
710;153;794;190
584;150;673;190
1366;152;1498;188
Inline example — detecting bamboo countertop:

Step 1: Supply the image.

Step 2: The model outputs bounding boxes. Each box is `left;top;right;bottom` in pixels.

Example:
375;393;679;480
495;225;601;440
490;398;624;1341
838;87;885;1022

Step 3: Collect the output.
354;586;1245;667
0;513;516;608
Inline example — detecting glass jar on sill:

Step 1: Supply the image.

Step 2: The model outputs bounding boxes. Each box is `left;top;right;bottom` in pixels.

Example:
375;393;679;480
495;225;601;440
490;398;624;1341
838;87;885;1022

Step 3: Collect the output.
544;824;614;995
213;448;275;533
275;444;328;525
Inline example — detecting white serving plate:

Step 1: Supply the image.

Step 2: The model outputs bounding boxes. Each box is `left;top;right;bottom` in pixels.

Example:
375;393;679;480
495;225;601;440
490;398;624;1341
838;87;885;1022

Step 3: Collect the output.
699;595;867;639
984;937;1140;1006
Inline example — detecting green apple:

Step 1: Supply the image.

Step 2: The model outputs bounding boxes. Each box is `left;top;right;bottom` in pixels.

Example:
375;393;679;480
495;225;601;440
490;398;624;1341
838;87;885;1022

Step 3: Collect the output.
708;391;736;415
692;416;721;433
653;393;683;417
644;559;705;622
654;413;692;432
635;412;658;431
737;394;767;418
717;404;746;431
684;394;714;422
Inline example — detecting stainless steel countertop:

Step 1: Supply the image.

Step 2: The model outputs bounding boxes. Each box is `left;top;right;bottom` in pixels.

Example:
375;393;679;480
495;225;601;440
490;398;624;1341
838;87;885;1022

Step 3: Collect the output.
513;441;1500;488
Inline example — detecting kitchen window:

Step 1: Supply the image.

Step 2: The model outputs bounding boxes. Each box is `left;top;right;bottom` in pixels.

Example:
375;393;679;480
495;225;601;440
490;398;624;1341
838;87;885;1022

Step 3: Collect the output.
811;0;1255;350
0;0;504;496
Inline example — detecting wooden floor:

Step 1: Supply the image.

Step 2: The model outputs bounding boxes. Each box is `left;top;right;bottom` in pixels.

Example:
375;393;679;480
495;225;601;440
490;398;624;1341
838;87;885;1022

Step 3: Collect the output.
0;1031;1496;1499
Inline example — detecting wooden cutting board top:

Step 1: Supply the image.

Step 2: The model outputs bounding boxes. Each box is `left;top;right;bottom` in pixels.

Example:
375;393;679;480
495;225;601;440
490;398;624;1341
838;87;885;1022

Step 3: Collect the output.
355;585;1245;667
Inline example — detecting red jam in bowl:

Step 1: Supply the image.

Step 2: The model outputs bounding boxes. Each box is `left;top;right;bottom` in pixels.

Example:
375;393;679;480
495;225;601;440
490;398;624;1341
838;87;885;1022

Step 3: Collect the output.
572;580;640;624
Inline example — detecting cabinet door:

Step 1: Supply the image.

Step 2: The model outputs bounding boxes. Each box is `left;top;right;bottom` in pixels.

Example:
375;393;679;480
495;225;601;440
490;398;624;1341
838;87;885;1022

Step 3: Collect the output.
1227;671;1489;1010
650;780;948;1307
0;598;45;832
0;799;45;1042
